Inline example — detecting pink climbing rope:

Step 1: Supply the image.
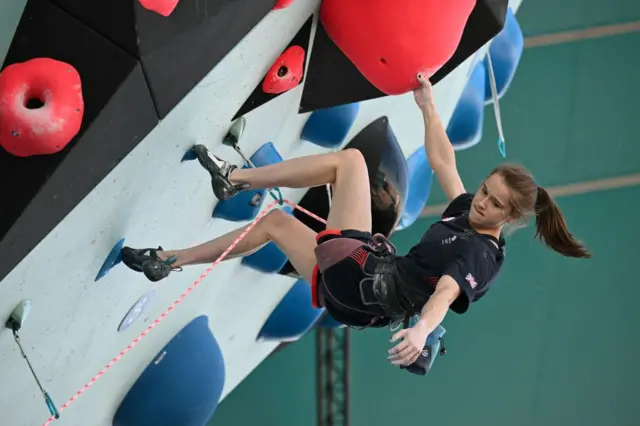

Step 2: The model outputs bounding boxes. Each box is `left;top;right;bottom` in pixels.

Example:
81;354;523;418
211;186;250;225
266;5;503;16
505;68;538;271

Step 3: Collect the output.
41;199;327;426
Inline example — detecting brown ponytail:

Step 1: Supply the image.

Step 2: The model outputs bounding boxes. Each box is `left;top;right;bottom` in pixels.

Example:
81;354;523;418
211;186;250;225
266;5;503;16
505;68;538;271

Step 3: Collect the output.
534;186;591;258
489;164;591;259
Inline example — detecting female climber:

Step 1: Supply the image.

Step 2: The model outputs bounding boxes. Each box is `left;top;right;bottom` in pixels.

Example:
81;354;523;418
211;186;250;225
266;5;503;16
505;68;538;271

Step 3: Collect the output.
120;75;590;368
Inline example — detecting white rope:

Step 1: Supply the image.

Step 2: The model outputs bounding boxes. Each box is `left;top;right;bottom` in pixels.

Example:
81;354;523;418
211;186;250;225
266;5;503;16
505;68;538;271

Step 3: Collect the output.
486;53;507;157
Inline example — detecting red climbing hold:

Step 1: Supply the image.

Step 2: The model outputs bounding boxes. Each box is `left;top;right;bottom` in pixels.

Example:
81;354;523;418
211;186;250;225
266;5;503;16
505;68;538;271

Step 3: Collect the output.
138;0;180;17
262;46;305;95
273;0;294;10
319;0;476;95
0;58;85;157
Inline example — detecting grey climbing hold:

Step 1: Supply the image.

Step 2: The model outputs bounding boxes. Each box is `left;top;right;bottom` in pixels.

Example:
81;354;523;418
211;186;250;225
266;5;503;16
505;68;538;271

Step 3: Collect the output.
222;116;246;148
118;290;156;332
5;300;32;331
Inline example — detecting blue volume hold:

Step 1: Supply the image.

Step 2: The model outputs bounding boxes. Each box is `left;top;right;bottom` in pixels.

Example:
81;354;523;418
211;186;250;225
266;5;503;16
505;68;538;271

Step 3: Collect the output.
396;147;434;231
113;316;225;426
301;103;360;148
95;238;125;281
213;142;283;222
241;206;293;273
446;61;486;151
258;279;325;342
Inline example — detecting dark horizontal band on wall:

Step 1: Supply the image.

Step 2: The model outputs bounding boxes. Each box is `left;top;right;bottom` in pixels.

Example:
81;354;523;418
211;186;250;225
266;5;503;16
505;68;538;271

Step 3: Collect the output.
421;174;640;218
524;20;640;48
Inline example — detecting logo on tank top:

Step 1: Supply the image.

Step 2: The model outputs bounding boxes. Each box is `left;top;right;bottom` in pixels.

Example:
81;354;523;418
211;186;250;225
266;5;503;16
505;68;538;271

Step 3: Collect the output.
441;235;457;245
465;273;477;289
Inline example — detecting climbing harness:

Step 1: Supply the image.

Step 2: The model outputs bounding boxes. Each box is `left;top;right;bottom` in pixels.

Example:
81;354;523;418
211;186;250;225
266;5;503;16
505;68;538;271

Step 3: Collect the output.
314;229;447;375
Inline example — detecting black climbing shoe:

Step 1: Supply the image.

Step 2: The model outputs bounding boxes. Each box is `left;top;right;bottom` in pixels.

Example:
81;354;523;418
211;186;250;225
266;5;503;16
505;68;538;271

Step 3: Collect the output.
192;144;250;200
121;246;182;282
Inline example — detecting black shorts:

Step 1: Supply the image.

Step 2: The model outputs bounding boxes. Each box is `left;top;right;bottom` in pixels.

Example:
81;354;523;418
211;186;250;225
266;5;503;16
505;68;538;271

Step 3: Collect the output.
311;229;388;328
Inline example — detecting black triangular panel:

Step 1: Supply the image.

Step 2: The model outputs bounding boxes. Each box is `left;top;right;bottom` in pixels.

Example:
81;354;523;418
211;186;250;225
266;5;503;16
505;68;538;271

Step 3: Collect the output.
0;0;158;282
232;15;314;120
50;0;277;118
299;21;385;114
430;0;509;84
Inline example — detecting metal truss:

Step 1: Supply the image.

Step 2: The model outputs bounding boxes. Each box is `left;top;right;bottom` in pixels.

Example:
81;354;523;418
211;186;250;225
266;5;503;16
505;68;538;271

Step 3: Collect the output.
316;326;350;426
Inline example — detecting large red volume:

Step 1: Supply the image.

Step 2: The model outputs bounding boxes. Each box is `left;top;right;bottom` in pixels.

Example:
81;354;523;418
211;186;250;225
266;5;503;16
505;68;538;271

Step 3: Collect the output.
319;0;476;95
138;0;180;17
0;58;85;157
262;46;305;94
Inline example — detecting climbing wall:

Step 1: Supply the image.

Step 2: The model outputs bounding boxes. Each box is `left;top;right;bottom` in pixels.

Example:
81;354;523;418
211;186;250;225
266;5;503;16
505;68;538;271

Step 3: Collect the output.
0;0;524;424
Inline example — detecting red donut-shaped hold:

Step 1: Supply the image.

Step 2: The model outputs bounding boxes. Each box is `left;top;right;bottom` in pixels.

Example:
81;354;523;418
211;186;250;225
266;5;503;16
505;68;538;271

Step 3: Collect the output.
261;45;305;95
319;0;476;95
0;58;84;157
273;0;294;10
138;0;180;17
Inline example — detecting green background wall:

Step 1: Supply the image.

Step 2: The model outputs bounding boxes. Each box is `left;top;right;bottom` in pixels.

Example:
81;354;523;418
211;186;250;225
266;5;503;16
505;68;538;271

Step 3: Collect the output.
209;2;640;425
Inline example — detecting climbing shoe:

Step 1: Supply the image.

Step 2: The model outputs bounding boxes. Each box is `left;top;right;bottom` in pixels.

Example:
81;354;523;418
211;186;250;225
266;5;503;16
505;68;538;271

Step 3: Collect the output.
192;144;250;200
121;246;182;282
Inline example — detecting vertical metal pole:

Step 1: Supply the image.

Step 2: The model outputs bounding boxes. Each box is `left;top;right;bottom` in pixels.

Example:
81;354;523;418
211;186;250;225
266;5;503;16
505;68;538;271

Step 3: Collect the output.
316;329;325;426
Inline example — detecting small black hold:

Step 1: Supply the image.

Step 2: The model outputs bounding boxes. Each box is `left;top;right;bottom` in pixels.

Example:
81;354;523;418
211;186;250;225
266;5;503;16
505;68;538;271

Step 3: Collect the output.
277;66;288;77
11;130;18;137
